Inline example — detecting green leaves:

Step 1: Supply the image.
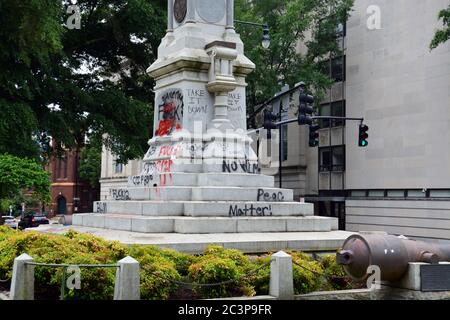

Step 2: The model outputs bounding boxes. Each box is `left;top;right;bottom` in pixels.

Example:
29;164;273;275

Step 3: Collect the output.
0;0;165;162
78;137;102;187
235;0;354;110
430;5;450;50
0;154;51;205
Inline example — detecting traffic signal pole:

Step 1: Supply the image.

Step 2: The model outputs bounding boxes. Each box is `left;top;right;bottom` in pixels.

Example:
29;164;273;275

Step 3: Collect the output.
272;116;365;127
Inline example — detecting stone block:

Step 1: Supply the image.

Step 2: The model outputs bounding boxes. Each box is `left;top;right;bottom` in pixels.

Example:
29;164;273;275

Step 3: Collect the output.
237;218;286;233
105;216;132;231
197;173;275;188
83;214;106;228
72;214;84;226
114;256;140;300
184;201;313;217
10;254;34;300
174;218;237;233
269;251;294;300
128;187;192;201
392;262;427;291
131;217;175;233
142;202;184;216
191;187;293;202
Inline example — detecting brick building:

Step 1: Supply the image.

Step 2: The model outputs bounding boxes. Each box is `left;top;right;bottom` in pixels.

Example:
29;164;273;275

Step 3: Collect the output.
46;149;99;216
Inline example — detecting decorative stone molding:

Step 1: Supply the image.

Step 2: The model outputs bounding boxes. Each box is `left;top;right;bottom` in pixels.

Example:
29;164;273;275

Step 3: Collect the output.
205;41;238;93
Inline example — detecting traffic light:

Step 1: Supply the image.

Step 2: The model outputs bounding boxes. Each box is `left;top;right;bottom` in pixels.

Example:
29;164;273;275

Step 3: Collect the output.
309;124;320;147
298;87;315;126
263;110;278;139
358;124;369;147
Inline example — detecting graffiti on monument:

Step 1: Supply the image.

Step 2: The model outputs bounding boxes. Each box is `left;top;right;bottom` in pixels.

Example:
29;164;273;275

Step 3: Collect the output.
110;189;130;201
227;92;243;113
222;159;259;174
155;89;184;136
186;88;208;114
257;189;285;202
96;202;107;213
229;204;273;217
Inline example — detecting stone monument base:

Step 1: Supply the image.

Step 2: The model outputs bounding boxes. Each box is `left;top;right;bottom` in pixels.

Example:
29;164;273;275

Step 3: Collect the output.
34;224;354;254
54;172;351;253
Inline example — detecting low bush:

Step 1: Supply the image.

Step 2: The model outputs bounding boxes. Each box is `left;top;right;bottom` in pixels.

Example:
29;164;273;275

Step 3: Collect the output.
187;245;255;299
288;251;324;294
0;228;354;299
319;254;354;290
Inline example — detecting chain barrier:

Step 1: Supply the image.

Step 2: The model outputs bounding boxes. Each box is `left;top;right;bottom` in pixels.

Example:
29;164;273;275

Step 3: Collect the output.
292;260;350;281
144;260;272;289
24;261;119;300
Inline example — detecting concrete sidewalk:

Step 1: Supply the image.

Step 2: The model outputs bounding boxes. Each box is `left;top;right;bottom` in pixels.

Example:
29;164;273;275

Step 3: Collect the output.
34;224;353;254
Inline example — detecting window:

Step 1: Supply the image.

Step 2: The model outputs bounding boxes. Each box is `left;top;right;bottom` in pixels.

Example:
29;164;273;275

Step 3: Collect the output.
331;56;345;82
272;100;288;161
318;56;345;83
319;146;345;172
114;161;124;174
56;154;68;179
319;101;345;128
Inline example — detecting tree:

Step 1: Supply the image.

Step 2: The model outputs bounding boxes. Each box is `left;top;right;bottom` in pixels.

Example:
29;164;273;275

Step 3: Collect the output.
0;154;51;213
79;136;103;187
430;5;450;50
235;0;354;112
0;0;167;163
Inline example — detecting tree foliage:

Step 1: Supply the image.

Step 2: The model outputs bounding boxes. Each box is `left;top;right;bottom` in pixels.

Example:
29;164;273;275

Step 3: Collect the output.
0;154;51;207
78;136;103;187
0;0;167;163
430;5;450;50
235;0;354;112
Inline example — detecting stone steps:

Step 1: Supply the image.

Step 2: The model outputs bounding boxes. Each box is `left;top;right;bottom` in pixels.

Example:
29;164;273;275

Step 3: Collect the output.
127;186;293;202
93;200;313;217
127;172;275;188
73;214;338;234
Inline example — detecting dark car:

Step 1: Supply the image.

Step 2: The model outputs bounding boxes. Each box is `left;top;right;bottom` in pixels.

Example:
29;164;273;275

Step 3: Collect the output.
18;213;50;230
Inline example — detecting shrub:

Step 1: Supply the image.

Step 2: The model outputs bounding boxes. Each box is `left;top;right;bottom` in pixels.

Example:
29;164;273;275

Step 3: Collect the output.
128;245;182;300
289;251;324;294
0;230;125;299
187;245;255;299
0;229;356;300
319;254;354;290
248;255;271;295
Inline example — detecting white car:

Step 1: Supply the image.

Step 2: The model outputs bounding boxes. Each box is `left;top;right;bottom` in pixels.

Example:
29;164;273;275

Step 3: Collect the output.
2;216;17;229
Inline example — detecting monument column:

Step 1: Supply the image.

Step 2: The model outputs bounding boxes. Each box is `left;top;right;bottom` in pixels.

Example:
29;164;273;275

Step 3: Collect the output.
226;0;235;32
167;0;174;32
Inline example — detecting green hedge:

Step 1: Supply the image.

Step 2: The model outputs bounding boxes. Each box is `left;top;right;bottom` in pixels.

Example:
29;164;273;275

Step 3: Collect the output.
0;226;352;299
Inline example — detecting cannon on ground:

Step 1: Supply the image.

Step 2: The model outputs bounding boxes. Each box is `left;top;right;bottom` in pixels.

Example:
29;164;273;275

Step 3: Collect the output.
336;233;450;282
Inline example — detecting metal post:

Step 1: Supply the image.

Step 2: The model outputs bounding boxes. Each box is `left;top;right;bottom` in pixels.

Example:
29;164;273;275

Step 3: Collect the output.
279;125;283;189
60;266;67;300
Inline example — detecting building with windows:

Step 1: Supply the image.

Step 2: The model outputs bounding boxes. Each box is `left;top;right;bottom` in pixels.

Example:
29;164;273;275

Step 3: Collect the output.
99;0;450;241
46;148;99;216
257;0;450;241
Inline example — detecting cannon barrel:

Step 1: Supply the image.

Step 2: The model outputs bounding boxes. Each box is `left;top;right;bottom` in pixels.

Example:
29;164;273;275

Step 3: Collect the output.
336;234;450;282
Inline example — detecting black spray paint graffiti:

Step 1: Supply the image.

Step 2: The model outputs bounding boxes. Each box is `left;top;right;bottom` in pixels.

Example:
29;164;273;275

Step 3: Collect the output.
257;189;285;202
111;189;130;201
222;159;259;174
129;175;155;187
96;202;107;213
156;89;184;136
228;92;243;112
229;204;273;217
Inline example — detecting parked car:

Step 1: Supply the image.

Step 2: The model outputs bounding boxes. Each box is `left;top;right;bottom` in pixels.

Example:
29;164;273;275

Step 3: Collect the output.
18;213;49;230
2;216;18;229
